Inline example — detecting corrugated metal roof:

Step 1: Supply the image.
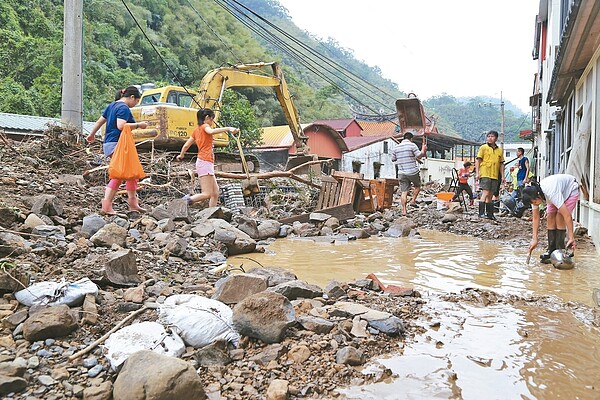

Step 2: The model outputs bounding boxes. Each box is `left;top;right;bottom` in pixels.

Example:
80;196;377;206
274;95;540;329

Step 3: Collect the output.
356;120;399;137
258;123;312;148
258;125;294;148
0;112;96;134
344;135;389;151
312;118;358;131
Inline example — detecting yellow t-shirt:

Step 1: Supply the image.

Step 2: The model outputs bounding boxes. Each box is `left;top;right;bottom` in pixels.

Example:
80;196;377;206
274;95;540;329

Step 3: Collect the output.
477;144;504;179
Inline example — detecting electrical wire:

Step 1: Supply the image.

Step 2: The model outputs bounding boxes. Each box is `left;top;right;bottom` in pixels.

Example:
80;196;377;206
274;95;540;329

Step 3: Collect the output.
212;0;398;115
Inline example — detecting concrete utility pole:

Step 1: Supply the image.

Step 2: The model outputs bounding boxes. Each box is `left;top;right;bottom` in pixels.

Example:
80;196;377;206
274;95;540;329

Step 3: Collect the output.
61;0;84;132
500;91;505;152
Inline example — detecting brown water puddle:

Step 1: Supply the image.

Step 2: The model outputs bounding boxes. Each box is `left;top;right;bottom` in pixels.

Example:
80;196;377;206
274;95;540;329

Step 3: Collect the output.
229;230;600;399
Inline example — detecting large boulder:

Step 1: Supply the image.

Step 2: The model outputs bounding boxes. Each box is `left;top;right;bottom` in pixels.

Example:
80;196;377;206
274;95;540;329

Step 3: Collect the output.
113;350;206;400
22;305;78;341
232;291;295;343
211;219;256;255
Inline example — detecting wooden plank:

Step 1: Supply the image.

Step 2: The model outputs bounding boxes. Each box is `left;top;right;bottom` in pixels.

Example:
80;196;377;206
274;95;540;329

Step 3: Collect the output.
338;178;357;205
316;176;338;210
332;170;364;179
279;203;355;225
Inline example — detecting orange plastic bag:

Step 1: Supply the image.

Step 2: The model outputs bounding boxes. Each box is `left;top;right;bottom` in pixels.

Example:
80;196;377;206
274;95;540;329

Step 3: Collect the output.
108;125;145;180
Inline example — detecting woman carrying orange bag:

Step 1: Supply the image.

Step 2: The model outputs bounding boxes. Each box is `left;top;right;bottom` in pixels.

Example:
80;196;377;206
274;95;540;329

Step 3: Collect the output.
87;86;148;215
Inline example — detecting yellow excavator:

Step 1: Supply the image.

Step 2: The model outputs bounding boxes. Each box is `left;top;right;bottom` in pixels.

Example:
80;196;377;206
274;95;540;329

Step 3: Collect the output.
130;62;312;172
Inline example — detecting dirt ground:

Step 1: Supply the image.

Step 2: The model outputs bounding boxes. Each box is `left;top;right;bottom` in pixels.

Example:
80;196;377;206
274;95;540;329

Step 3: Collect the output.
0;133;596;399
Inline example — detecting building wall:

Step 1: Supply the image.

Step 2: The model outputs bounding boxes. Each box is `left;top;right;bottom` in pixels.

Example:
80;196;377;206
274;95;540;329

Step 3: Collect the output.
291;127;343;159
340;139;396;179
536;0;600;249
344;120;363;138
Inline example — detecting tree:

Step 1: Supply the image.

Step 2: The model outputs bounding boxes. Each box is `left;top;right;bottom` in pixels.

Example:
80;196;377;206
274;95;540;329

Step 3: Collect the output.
218;89;262;152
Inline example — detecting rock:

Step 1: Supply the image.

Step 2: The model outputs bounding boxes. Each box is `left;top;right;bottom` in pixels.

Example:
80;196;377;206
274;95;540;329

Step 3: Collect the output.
287;345;310;363
83;381;113;400
190;222;215;238
123;286;145;303
113;350;206;400
156;218;175;232
441;213;458;223
246;267;297;287
339;228;371;239
22;305;78;341
0;232;31;257
258;220;281;239
384;217;416;238
0;267;30;294
196;207;231;222
3;308;28;328
164;236;188;257
100;249;142;286
233;291;296;344
81;294;98;325
0;205;18;228
248;344;286;365
21;213;46;232
212;274;268;304
236;216;259;239
266;379;289;400
0;358;26;377
324;281;346;300
166;199;191;223
193;340;231;367
31;195;64;217
90;223;128;248
150;205;171;221
31;225;66;240
269;280;323;300
210;219;256;255
336;346;365;366
297;316;335;334
0;375;28;395
81;214;106;238
350;315;369;338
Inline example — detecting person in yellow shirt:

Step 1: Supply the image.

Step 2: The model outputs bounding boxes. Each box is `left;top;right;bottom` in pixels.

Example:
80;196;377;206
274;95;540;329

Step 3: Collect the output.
475;130;505;220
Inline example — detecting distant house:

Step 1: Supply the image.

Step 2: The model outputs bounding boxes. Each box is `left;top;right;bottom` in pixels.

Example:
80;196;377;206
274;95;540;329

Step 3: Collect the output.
253;123;348;172
0;112;95;139
254;115;479;184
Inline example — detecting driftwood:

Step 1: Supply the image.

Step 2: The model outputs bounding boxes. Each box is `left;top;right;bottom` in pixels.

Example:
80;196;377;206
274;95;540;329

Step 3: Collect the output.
170;158;333;189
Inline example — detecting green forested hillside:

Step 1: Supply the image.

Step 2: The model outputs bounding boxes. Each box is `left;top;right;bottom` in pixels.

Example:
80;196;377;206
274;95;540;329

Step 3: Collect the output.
0;0;528;142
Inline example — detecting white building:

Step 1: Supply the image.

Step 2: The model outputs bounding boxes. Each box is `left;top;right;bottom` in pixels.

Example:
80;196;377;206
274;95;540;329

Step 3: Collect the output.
532;0;600;248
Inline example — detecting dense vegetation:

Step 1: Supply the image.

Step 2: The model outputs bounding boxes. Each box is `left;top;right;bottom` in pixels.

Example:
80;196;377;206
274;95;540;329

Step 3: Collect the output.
0;0;528;143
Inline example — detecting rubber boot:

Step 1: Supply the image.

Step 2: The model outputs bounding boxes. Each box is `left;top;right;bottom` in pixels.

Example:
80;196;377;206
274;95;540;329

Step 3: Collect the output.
540;229;557;264
478;202;486;218
485;202;497;220
127;196;147;212
555;229;566;250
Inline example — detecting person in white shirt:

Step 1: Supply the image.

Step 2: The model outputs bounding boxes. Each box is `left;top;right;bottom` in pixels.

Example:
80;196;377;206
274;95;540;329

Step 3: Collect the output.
522;174;580;263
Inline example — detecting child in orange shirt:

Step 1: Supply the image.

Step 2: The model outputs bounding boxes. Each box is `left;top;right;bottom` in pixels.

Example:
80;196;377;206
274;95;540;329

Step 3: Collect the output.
176;108;239;207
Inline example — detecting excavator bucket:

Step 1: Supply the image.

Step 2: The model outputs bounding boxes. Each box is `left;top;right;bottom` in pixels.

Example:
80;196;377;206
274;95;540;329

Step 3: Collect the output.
285;154;318;172
395;96;426;134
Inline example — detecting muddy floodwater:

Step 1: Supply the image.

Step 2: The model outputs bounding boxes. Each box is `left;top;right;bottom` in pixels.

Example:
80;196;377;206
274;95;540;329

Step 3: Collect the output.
229;230;600;399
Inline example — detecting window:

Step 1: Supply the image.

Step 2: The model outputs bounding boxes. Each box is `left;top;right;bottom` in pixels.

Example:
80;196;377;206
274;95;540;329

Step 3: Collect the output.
383;141;389;154
506;151;510;158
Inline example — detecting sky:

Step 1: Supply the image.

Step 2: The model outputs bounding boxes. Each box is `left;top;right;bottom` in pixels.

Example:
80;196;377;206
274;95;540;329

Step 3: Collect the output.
277;0;539;113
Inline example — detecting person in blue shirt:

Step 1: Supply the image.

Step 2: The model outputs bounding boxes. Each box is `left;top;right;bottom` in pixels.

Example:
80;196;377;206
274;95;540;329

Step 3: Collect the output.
87;86;148;215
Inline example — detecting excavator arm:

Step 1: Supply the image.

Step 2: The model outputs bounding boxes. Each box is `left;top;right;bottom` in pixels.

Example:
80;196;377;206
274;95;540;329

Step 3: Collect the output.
194;62;310;156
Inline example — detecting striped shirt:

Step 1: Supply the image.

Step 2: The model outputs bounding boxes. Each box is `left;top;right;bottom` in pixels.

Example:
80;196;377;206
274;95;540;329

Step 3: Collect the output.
391;140;421;175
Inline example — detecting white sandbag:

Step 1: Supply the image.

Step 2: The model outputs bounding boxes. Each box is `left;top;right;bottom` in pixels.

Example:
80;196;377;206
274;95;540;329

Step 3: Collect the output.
14;278;98;306
159;294;240;348
103;321;186;370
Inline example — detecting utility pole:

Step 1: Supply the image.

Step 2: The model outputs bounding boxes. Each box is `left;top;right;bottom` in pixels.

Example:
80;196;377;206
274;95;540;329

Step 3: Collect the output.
500;91;505;152
61;0;83;132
